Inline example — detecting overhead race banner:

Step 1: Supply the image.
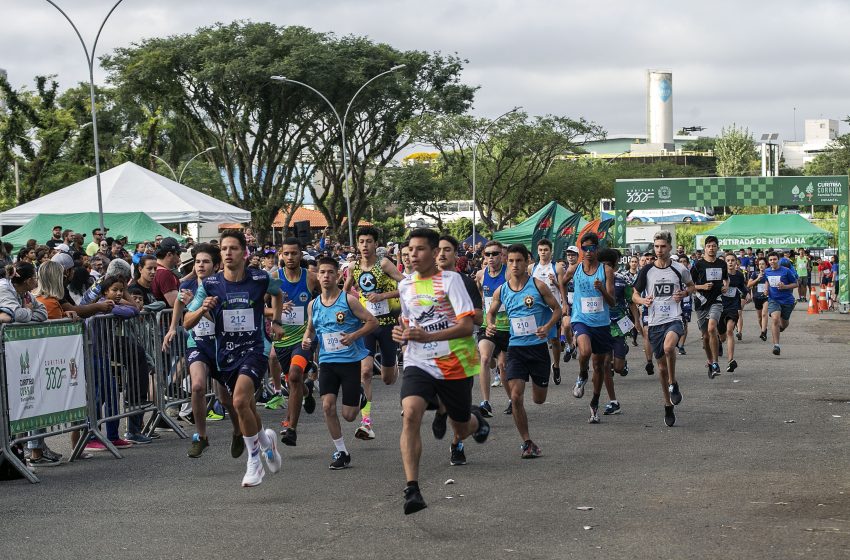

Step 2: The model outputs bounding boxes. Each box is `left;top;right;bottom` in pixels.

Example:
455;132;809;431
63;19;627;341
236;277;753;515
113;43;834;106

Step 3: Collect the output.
615;176;848;210
4;322;87;433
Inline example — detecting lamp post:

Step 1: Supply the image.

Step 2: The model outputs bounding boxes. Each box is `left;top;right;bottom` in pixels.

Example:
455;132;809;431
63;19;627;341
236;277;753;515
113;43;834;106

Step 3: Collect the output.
471;107;521;248
43;0;125;237
271;64;405;247
150;147;217;184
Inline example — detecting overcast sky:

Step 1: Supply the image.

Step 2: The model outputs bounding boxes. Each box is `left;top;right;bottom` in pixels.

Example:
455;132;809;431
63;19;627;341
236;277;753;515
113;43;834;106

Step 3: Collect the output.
2;0;848;143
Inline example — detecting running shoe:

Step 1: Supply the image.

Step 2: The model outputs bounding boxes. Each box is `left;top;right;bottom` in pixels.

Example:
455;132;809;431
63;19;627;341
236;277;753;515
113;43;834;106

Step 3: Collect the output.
677;345;686;356
42;447;62;462
355;421;376;440
490;375;502;388
588;406;600;424
231;432;245;459
669;383;682;406
187;433;209;458
27;454;61;467
206;410;224;421
619;364;630;377
124;432;153;445
552;365;561;386
563;346;572;363
520;440;542;459
329;450;351;470
572;376;587;398
84;440;107;452
479;400;494;418
772;345;780;356
111;438;133;449
432;412;448;440
450;442;467;466
603;400;621;415
727;359;738;373
709;362;721;379
470;409;490;443
664;405;676;427
178;409;194;425
571;347;578;361
264;393;284;410
503;402;513;415
736;332;742;341
241;459;265;487
403;485;427;515
263;428;282;474
759;331;767;341
303;380;316;414
645;361;655;375
280;427;297;447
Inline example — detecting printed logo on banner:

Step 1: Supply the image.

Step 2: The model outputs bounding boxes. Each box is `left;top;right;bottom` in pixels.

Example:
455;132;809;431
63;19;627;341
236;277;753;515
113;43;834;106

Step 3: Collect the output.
658;185;672;203
816;180;844;204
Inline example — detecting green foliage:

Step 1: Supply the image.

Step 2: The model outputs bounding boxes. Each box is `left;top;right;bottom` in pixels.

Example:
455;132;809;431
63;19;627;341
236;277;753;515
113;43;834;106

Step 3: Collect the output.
371;216;406;244
715;124;758;177
444;218;472;240
378;162;466;231
674;222;717;252
804;132;850;177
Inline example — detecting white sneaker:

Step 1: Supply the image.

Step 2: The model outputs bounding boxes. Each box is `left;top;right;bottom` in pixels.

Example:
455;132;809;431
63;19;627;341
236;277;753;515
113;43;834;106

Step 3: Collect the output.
490;367;502;387
262;428;282;474
241;459;265;487
354;422;376;440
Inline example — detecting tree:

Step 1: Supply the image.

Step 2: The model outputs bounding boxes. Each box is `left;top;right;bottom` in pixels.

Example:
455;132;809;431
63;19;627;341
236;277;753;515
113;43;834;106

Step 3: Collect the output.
412;111;604;230
715;124;758;177
103;22;474;243
805;130;850;177
378;160;465;231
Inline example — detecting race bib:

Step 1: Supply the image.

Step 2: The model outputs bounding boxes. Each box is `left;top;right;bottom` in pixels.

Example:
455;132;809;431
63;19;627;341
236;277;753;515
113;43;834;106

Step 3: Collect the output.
408;339;450;360
724;287;737;298
511;315;538;336
484;296;505;313
281;306;305;326
616;316;634;333
706;268;723;281
365;298;390;316
321;332;346;353
194;318;214;337
223;309;255;333
759;283;768;295
567;292;574;305
655;302;673;320
581;296;603;314
767;275;781;287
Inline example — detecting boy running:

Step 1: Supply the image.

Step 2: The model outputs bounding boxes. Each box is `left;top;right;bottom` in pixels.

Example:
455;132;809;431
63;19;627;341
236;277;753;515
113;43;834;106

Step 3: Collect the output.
765;251;798;356
691;236;728;378
529;238;566;384
721;253;746;372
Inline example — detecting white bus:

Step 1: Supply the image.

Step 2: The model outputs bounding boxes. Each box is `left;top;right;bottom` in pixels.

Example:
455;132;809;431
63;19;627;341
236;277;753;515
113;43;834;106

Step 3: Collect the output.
600;199;715;223
404;200;476;228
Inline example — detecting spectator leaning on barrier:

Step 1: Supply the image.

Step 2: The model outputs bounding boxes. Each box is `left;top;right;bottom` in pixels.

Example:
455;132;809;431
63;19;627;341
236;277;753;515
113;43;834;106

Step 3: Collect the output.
0;261;47;324
152;237;181;307
81;258;132;305
50;253;113;319
132;255;159;306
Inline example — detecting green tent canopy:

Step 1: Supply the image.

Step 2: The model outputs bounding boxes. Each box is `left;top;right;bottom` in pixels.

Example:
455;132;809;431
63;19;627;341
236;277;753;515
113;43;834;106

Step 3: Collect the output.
492;202;588;249
699;214;833;250
2;212;183;252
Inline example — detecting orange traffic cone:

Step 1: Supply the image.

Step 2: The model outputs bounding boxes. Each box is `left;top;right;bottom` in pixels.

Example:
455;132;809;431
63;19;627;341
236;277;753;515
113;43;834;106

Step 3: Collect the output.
808;285;819;315
818;284;829;312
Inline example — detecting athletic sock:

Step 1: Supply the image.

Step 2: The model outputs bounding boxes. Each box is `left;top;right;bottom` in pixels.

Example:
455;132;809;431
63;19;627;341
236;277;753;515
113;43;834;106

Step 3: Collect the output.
590;393;600;408
333;437;347;454
244;433;261;464
257;426;271;450
361;402;372;423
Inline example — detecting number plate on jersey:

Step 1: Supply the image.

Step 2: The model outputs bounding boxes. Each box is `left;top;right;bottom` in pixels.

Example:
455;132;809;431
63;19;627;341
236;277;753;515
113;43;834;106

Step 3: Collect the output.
223;309;254;332
511;315;538;336
366;299;390;316
194;318;214;337
408;339;450;360
580;296;603;314
322;332;346;352
281;307;305;325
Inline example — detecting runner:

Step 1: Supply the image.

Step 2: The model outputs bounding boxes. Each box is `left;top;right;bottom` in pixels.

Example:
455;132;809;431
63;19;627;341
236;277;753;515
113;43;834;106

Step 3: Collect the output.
563;233;615;424
560;246;579;363
597;248;639;415
631;231;695;427
765;251;798;356
271;239;321;446
183;231;285;487
795;248;810;303
486;243;561;456
302;257;376;469
399;242;414;277
395;228;489;515
747;256;770;341
676;255;693;355
691;236;728;379
475;240;509;416
435;234;484;466
721;253;747;372
343;226;404;441
529;238;566;384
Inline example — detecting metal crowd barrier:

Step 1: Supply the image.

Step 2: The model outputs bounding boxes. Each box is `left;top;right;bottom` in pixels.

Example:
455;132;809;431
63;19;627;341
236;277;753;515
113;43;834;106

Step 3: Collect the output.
0;320;110;483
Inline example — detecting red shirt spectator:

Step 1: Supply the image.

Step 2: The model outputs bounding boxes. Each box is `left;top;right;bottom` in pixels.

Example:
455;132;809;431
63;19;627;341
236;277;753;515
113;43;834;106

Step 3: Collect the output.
152;237;182;306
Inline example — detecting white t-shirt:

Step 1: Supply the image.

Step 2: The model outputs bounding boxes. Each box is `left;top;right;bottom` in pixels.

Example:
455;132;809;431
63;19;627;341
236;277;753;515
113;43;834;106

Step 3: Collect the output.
633;261;692;327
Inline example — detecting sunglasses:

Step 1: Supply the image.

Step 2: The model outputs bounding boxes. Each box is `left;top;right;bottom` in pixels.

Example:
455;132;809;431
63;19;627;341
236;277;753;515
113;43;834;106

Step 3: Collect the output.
581;244;598;252
483;251;500;257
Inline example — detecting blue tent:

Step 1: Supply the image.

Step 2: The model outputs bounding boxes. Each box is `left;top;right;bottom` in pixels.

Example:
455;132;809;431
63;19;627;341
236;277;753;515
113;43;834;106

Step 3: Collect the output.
462;233;488;247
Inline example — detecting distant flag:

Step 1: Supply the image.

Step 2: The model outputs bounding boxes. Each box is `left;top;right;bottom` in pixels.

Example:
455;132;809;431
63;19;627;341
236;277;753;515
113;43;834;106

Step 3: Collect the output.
553;213;582;261
530;202;558;260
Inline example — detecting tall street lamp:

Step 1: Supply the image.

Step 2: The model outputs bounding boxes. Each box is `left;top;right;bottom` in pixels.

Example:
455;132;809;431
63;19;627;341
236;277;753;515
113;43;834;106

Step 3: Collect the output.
150;147;217;184
272;64;405;247
43;0;125;236
471;107;521;248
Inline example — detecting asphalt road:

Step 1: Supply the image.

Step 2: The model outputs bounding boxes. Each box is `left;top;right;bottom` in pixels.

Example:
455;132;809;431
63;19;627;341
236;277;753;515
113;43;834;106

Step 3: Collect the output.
2;304;849;559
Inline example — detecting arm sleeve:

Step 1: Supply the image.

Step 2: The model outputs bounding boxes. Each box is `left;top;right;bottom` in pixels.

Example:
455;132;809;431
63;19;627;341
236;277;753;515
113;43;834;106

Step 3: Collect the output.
445;272;473;318
187;283;208;311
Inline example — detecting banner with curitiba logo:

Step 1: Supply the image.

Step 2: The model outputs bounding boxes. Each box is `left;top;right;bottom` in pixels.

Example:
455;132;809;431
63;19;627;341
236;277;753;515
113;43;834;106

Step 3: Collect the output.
4;322;87;433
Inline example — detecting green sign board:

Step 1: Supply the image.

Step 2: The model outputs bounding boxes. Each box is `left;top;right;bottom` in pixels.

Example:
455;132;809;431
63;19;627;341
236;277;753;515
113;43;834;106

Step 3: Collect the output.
615;176;848;209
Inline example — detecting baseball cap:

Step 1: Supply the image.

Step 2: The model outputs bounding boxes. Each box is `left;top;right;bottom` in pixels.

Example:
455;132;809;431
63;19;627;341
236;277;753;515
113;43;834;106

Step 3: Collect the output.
159;237;181;253
51;252;74;270
566;245;579;254
55;243;71;254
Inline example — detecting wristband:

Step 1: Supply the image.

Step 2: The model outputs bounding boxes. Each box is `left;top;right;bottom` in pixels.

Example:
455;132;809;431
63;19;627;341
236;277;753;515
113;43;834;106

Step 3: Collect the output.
272;319;284;327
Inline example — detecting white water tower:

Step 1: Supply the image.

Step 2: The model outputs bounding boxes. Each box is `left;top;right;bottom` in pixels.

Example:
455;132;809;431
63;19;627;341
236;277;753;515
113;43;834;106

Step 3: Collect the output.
646;70;674;150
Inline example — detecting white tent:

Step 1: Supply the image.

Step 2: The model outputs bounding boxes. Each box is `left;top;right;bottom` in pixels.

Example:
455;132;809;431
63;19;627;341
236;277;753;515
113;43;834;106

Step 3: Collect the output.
0;161;251;225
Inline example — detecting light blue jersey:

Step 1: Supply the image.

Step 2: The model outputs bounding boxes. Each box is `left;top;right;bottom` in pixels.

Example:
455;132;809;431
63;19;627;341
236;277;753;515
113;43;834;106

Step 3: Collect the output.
501;277;551;347
311;291;369;363
571;263;610;328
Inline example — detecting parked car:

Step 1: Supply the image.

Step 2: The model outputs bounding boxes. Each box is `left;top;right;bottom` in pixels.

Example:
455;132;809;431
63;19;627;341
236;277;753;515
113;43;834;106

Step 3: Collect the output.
778;209;814;220
627;208;714;224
